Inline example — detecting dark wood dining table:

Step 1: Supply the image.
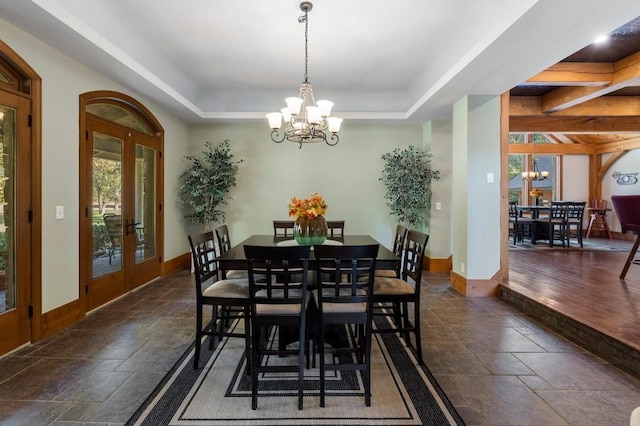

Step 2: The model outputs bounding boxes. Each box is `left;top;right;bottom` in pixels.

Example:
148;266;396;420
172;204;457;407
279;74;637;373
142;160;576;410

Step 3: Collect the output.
217;234;400;275
218;234;399;349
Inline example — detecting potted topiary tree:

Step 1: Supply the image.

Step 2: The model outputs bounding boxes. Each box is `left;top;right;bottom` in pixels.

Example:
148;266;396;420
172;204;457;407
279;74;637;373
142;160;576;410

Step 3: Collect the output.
380;145;440;229
178;139;243;230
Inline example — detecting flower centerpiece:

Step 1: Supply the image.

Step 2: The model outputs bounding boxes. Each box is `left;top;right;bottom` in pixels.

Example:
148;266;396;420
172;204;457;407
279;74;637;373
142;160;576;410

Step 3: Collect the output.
530;188;544;205
288;193;328;245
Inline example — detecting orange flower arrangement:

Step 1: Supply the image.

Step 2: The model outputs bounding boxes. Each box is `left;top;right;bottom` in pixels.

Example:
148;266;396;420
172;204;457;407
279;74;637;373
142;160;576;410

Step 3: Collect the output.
530;188;544;198
288;193;328;219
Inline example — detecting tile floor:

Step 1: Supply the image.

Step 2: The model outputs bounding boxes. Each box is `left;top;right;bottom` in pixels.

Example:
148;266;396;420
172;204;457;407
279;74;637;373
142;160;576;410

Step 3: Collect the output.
0;270;639;425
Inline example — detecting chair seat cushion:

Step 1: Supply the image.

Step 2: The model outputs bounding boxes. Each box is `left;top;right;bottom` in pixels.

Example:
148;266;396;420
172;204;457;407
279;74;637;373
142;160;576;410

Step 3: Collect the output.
254;289;311;315
375;269;398;278
373;277;415;296
203;279;250;299
312;289;367;313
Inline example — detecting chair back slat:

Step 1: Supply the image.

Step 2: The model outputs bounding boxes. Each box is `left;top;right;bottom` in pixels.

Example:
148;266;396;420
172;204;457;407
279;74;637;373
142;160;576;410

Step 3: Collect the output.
314;244;378;307
244;245;311;308
188;231;219;296
273;220;295;241
215;224;232;255
401;230;429;286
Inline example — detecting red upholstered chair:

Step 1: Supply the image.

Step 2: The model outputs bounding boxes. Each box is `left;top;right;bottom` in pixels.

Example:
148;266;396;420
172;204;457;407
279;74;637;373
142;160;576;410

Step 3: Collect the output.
611;195;640;279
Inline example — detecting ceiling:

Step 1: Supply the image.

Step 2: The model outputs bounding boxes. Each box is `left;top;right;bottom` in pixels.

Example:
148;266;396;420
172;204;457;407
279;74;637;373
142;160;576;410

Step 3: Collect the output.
0;0;639;126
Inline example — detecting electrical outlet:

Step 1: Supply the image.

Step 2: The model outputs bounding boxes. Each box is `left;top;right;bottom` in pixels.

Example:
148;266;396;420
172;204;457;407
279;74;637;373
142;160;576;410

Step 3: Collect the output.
435;202;442;211
55;205;64;220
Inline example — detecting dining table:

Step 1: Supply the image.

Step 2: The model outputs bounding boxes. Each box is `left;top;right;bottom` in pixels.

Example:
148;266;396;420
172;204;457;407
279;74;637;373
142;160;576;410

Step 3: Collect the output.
516;205;550;220
218;234;400;350
217;234;400;276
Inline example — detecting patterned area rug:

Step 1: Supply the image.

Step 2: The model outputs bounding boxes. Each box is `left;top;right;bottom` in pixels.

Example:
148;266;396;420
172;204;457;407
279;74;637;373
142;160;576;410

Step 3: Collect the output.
126;318;464;426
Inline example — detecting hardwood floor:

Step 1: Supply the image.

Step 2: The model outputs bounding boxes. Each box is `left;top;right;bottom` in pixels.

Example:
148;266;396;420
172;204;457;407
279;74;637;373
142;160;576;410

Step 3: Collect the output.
504;236;640;371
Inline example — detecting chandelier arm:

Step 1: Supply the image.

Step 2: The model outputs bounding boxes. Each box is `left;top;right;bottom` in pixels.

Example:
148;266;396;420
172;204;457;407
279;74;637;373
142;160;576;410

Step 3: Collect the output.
270;129;286;143
326;133;339;146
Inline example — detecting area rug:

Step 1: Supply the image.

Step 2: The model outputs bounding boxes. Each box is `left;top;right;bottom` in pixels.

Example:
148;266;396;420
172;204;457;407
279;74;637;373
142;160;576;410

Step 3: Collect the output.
126;317;465;426
509;239;627;251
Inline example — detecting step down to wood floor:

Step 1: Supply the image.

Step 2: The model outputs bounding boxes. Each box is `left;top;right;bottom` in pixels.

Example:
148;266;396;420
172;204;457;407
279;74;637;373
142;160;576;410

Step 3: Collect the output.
499;285;640;378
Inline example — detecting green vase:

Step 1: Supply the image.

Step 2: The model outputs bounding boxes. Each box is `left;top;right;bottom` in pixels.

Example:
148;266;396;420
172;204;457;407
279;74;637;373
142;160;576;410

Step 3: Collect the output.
293;215;327;245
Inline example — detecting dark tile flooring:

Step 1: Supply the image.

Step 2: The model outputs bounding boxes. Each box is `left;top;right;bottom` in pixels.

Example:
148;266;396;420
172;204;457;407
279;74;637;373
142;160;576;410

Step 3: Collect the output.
0;269;639;425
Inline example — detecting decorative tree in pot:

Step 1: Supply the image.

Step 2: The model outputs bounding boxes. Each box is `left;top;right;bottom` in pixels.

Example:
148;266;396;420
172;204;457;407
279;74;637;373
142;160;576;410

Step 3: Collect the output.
380;145;440;229
178;140;243;229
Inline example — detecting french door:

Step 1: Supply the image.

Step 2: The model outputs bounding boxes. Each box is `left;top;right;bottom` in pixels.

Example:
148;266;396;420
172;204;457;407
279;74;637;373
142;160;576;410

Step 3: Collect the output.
0;90;32;354
82;115;160;311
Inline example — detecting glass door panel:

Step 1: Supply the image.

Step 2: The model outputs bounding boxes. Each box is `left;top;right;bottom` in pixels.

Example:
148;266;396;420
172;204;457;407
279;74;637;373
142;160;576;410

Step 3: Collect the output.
0;105;15;313
134;144;156;264
92;132;123;279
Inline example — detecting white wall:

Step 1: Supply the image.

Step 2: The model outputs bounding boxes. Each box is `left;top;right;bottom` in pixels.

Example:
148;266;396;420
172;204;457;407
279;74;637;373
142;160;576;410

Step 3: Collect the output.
1;17;190;312
452;95;501;279
562;155;589;203
602;149;640;231
186;123;422;248
424;119;453;259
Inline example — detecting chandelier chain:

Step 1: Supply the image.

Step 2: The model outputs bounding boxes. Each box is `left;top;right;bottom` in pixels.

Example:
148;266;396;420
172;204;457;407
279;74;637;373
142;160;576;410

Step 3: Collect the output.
299;9;309;83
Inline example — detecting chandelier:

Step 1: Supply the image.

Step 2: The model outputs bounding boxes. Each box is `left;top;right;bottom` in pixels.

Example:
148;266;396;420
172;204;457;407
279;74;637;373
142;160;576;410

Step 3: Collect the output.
521;158;549;181
266;2;342;148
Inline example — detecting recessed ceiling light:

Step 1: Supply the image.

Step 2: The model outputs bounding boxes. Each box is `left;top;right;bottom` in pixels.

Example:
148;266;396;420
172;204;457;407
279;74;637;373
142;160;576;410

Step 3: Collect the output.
593;34;609;44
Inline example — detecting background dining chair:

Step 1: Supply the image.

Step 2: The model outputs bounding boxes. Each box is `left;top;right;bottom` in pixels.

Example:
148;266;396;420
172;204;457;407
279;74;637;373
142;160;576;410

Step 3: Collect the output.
273;220;295;242
564;201;586;247
371;230;428;365
215;224;248;279
535;201;568;247
509;201;534;245
244;244;311;410
313;244;378;407
326;220;345;241
188;231;251;370
375;224;406;278
611;194;640;279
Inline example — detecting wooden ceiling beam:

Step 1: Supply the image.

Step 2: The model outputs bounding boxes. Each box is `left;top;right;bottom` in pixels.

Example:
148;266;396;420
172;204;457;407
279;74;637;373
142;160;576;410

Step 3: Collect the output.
594;135;640;154
508;143;593;155
510;96;640;116
540;52;640;113
526;62;613;86
510;115;640;133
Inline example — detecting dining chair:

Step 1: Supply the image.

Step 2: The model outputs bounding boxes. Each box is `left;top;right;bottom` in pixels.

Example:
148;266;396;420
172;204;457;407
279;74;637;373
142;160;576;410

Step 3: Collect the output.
273;220;295;242
215;224;248;279
535;201;568;247
564;201;586;247
243;244;312;410
375;224;407;278
188;231;251;370
371;230;428;365
509;201;534;245
326;220;345;241
611;194;640;279
313;243;378;407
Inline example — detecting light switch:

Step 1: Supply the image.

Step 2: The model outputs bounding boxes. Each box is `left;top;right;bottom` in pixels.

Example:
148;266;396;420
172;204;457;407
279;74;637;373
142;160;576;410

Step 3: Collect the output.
55;205;64;220
487;172;494;183
435;202;442;211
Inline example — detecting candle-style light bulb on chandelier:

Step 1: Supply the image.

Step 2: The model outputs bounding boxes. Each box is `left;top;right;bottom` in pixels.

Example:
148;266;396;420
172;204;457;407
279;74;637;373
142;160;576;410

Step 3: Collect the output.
521;158;549;181
266;2;343;148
